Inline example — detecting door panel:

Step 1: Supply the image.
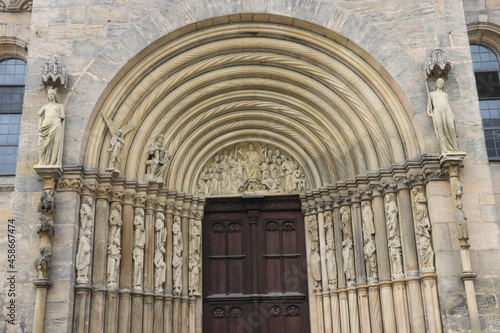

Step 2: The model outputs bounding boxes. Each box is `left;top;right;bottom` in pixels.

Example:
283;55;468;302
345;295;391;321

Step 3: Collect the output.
203;196;310;333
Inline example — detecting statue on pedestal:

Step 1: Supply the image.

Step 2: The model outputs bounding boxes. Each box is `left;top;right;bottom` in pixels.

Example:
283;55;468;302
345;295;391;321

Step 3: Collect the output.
427;78;459;154
37;87;65;167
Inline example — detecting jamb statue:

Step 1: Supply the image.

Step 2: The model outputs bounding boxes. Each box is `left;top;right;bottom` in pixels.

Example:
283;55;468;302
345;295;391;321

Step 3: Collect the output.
101;112;136;174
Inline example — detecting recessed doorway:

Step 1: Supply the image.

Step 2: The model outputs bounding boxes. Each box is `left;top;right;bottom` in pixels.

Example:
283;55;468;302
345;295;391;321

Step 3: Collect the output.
203;195;310;332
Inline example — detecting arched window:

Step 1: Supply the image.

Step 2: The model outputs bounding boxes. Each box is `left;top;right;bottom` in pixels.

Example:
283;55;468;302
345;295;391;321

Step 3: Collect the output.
0;58;26;174
471;44;500;160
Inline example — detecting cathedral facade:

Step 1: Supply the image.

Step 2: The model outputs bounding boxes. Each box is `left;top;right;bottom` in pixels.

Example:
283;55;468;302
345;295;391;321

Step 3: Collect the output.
1;0;500;332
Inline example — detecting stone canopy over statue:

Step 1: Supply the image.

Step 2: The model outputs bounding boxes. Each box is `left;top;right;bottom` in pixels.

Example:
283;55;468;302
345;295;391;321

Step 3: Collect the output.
196;142;306;195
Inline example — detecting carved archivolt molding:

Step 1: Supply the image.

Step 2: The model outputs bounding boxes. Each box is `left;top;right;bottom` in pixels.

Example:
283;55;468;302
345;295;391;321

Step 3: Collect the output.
84;22;421;191
196;142;306;196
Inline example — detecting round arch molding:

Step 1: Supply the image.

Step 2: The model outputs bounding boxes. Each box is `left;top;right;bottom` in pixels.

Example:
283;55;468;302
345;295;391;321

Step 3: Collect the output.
84;16;422;194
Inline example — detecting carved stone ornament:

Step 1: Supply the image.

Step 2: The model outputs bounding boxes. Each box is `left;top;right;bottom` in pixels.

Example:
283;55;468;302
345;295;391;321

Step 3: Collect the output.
196;142;306;196
154;212;166;292
324;210;337;289
426;78;460;154
189;217;202;296
132;208;145;290
384;193;404;278
424;48;452;80
361;201;378;283
0;0;32;12
172;215;183;295
145;134;170;184
102;112;136;174
340;205;355;287
35;189;57;280
57;178;82;192
107;202;123;287
35;87;65;168
76;197;93;284
307;214;321;290
411;186;435;273
40;55;68;89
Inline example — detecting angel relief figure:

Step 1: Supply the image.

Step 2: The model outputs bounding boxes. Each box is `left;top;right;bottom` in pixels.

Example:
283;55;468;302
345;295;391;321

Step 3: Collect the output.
101;112;136;174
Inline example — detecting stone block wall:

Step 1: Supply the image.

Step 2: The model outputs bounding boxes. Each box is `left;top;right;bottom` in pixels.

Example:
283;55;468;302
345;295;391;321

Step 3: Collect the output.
0;0;498;332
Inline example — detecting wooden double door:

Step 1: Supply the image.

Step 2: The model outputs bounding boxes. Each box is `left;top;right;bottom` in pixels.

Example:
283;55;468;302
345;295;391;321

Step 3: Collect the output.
203;196;310;333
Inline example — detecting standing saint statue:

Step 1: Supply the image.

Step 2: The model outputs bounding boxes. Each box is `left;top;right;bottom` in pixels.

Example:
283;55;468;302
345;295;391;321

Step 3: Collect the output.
101;112;136;173
37;87;65;167
427;78;459;154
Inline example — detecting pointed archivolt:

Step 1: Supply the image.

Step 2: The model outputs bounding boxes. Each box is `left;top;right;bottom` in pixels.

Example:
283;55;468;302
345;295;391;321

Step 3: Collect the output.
84;19;421;193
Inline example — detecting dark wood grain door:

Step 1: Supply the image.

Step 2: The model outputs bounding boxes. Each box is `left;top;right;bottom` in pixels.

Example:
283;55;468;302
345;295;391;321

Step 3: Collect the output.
203;196;310;333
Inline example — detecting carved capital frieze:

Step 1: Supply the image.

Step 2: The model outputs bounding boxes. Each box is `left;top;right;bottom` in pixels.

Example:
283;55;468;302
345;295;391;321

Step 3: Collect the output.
360;188;372;201
349;189;361;203
165;200;175;214
110;190;123;202
380;180;397;194
56;178;82;192
423;167;448;182
369;183;384;197
96;186;111;200
82;182;97;196
394;176;411;191
145;196;157;209
135;195;146;207
123;190;136;205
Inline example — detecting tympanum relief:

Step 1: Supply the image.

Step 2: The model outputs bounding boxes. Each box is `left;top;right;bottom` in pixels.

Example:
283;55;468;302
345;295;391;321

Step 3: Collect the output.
196;142;305;195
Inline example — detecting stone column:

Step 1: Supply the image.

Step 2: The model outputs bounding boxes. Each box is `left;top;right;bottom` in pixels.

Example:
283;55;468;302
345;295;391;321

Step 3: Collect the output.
306;199;324;333
395;176;425;333
323;194;341;333
143;192;158;333
350;192;369;333
154;196;166;333
332;196;350;333
441;155;480;332
33;168;62;333
360;190;382;333
370;184;396;333
315;194;333;333
118;188;135;333
382;181;410;333
181;197;191;333
106;189;124;333
74;181;95;333
188;198;202;333
89;183;110;333
164;193;175;333
410;174;443;333
131;192;145;333
172;198;184;333
340;196;359;333
195;199;205;332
